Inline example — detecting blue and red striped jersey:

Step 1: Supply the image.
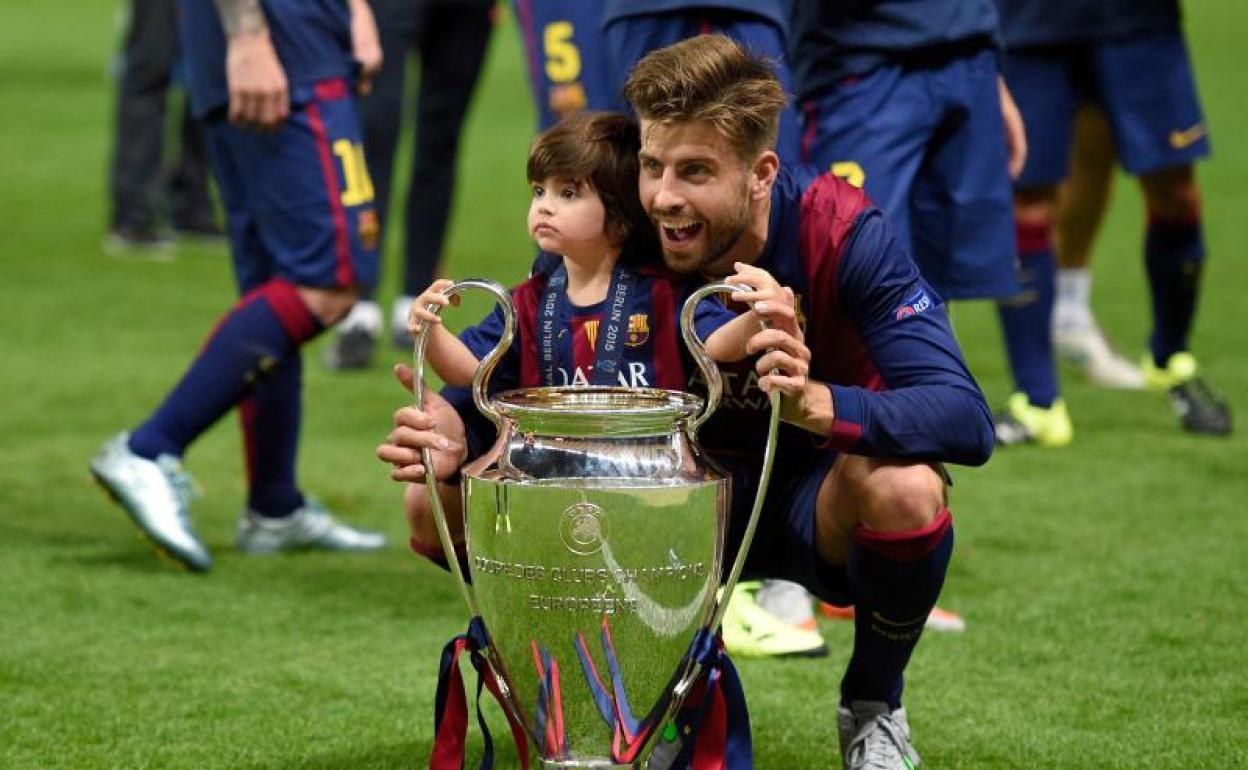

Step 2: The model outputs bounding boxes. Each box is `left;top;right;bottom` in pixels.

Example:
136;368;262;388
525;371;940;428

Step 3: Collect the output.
695;165;994;467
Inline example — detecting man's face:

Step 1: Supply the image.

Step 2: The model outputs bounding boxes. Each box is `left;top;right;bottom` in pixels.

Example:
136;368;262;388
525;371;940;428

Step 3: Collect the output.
637;119;753;276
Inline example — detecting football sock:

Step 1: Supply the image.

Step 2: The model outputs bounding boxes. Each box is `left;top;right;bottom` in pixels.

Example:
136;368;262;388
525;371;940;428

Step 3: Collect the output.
997;221;1059;408
1144;211;1205;368
1054;268;1092;331
129;279;324;460
240;354;304;518
841;509;954;709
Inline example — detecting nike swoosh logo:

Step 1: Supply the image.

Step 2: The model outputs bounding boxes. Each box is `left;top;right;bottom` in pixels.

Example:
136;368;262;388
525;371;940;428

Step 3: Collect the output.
1169;123;1207;149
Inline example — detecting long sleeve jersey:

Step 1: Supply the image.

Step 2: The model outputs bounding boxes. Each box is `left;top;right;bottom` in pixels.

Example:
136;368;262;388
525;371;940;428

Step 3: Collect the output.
694;165;995;468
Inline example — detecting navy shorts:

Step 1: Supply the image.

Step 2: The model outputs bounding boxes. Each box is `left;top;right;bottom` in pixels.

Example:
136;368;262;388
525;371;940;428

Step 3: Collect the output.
798;49;1018;301
512;0;616;129
204;78;380;294
603;11;801;163
1006;29;1209;187
721;448;851;606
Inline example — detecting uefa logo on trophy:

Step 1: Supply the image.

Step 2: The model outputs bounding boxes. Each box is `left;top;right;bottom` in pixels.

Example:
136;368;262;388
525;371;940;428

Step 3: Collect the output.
413;280;778;769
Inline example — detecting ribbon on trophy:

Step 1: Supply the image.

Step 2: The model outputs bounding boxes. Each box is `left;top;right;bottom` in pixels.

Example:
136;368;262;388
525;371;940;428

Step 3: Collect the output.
431;618;752;770
530;641;568;758
430;616;530;770
573;619;753;770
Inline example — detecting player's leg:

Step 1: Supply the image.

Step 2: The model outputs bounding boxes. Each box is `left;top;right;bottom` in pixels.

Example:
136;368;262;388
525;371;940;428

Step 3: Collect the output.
993;186;1073;446
1051;106;1145;388
91;122;312;571
812;455;950;770
1134;165;1230;433
106;0;177;253
234;82;388;550
1093;30;1229;434
392;0;494;345
168;97;222;240
990;46;1077;446
323;0;416;370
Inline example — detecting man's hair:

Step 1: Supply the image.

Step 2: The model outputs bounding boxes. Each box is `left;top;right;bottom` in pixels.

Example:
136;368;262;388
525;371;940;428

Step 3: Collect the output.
527;111;654;253
622;35;787;160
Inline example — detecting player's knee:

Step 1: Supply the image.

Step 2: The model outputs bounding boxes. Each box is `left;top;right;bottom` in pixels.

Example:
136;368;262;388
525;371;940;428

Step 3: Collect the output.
1142;169;1201;221
297;285;360;327
843;459;945;533
1013;187;1059;226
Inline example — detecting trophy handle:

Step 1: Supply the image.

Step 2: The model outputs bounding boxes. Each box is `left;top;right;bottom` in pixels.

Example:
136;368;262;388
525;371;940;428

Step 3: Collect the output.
679;281;749;440
677;279;783;645
412;278;516;618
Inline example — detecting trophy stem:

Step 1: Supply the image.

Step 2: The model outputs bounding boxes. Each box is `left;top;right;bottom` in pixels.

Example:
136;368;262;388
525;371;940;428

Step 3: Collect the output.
708;389;780;631
678;282;784;632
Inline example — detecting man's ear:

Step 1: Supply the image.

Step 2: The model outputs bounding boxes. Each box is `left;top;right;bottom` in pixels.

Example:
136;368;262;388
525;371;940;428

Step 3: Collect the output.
750;150;780;201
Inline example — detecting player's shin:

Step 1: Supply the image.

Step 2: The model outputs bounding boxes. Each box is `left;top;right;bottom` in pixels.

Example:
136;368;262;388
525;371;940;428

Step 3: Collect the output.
840;508;954;709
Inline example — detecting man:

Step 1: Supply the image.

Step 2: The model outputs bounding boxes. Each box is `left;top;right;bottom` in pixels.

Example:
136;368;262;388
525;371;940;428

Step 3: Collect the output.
995;0;1231;436
323;0;496;369
786;1;1073;449
383;36;993;769
90;0;388;571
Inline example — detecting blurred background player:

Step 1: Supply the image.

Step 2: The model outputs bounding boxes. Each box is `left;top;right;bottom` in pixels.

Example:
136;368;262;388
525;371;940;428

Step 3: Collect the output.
995;0;1231;437
1051;106;1145;388
512;0;614;130
89;0;389;571
323;0;496;369
106;0;221;255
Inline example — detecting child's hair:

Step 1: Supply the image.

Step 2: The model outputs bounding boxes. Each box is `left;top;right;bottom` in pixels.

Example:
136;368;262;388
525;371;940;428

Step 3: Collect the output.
527;111;657;259
622;34;787;161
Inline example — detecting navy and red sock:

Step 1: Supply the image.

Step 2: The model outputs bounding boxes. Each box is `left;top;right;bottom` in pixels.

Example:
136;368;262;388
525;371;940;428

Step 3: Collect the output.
997;220;1059;408
129;279;323;463
240;353;305;518
841;509;955;709
1144;211;1205;368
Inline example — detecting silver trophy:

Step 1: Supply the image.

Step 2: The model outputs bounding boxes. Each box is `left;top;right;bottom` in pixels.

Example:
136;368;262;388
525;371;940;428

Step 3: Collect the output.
413;279;779;769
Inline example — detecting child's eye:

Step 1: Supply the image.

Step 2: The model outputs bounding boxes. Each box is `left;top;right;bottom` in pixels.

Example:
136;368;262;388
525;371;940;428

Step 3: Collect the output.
560;186;578;199
531;184;545;198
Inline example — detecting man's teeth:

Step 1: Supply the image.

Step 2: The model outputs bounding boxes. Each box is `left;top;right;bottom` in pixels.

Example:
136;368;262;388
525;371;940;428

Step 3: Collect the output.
662;221;700;240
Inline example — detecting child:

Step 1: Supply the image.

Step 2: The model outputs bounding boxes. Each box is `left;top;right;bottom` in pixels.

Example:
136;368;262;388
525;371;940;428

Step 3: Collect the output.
379;111;795;563
411;111;788;390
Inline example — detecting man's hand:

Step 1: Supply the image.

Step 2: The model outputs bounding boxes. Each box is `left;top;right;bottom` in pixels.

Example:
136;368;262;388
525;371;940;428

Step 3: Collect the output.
377;364;468;483
726;262;799;328
225;30;289;130
348;0;383;95
744;285;808;399
999;76;1027;180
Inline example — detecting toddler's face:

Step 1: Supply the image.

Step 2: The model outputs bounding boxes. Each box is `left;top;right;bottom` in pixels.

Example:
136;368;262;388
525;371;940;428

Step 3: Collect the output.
527;176;608;258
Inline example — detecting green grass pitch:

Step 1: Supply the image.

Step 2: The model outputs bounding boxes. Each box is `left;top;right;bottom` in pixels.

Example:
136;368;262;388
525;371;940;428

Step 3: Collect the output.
1;2;1246;767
